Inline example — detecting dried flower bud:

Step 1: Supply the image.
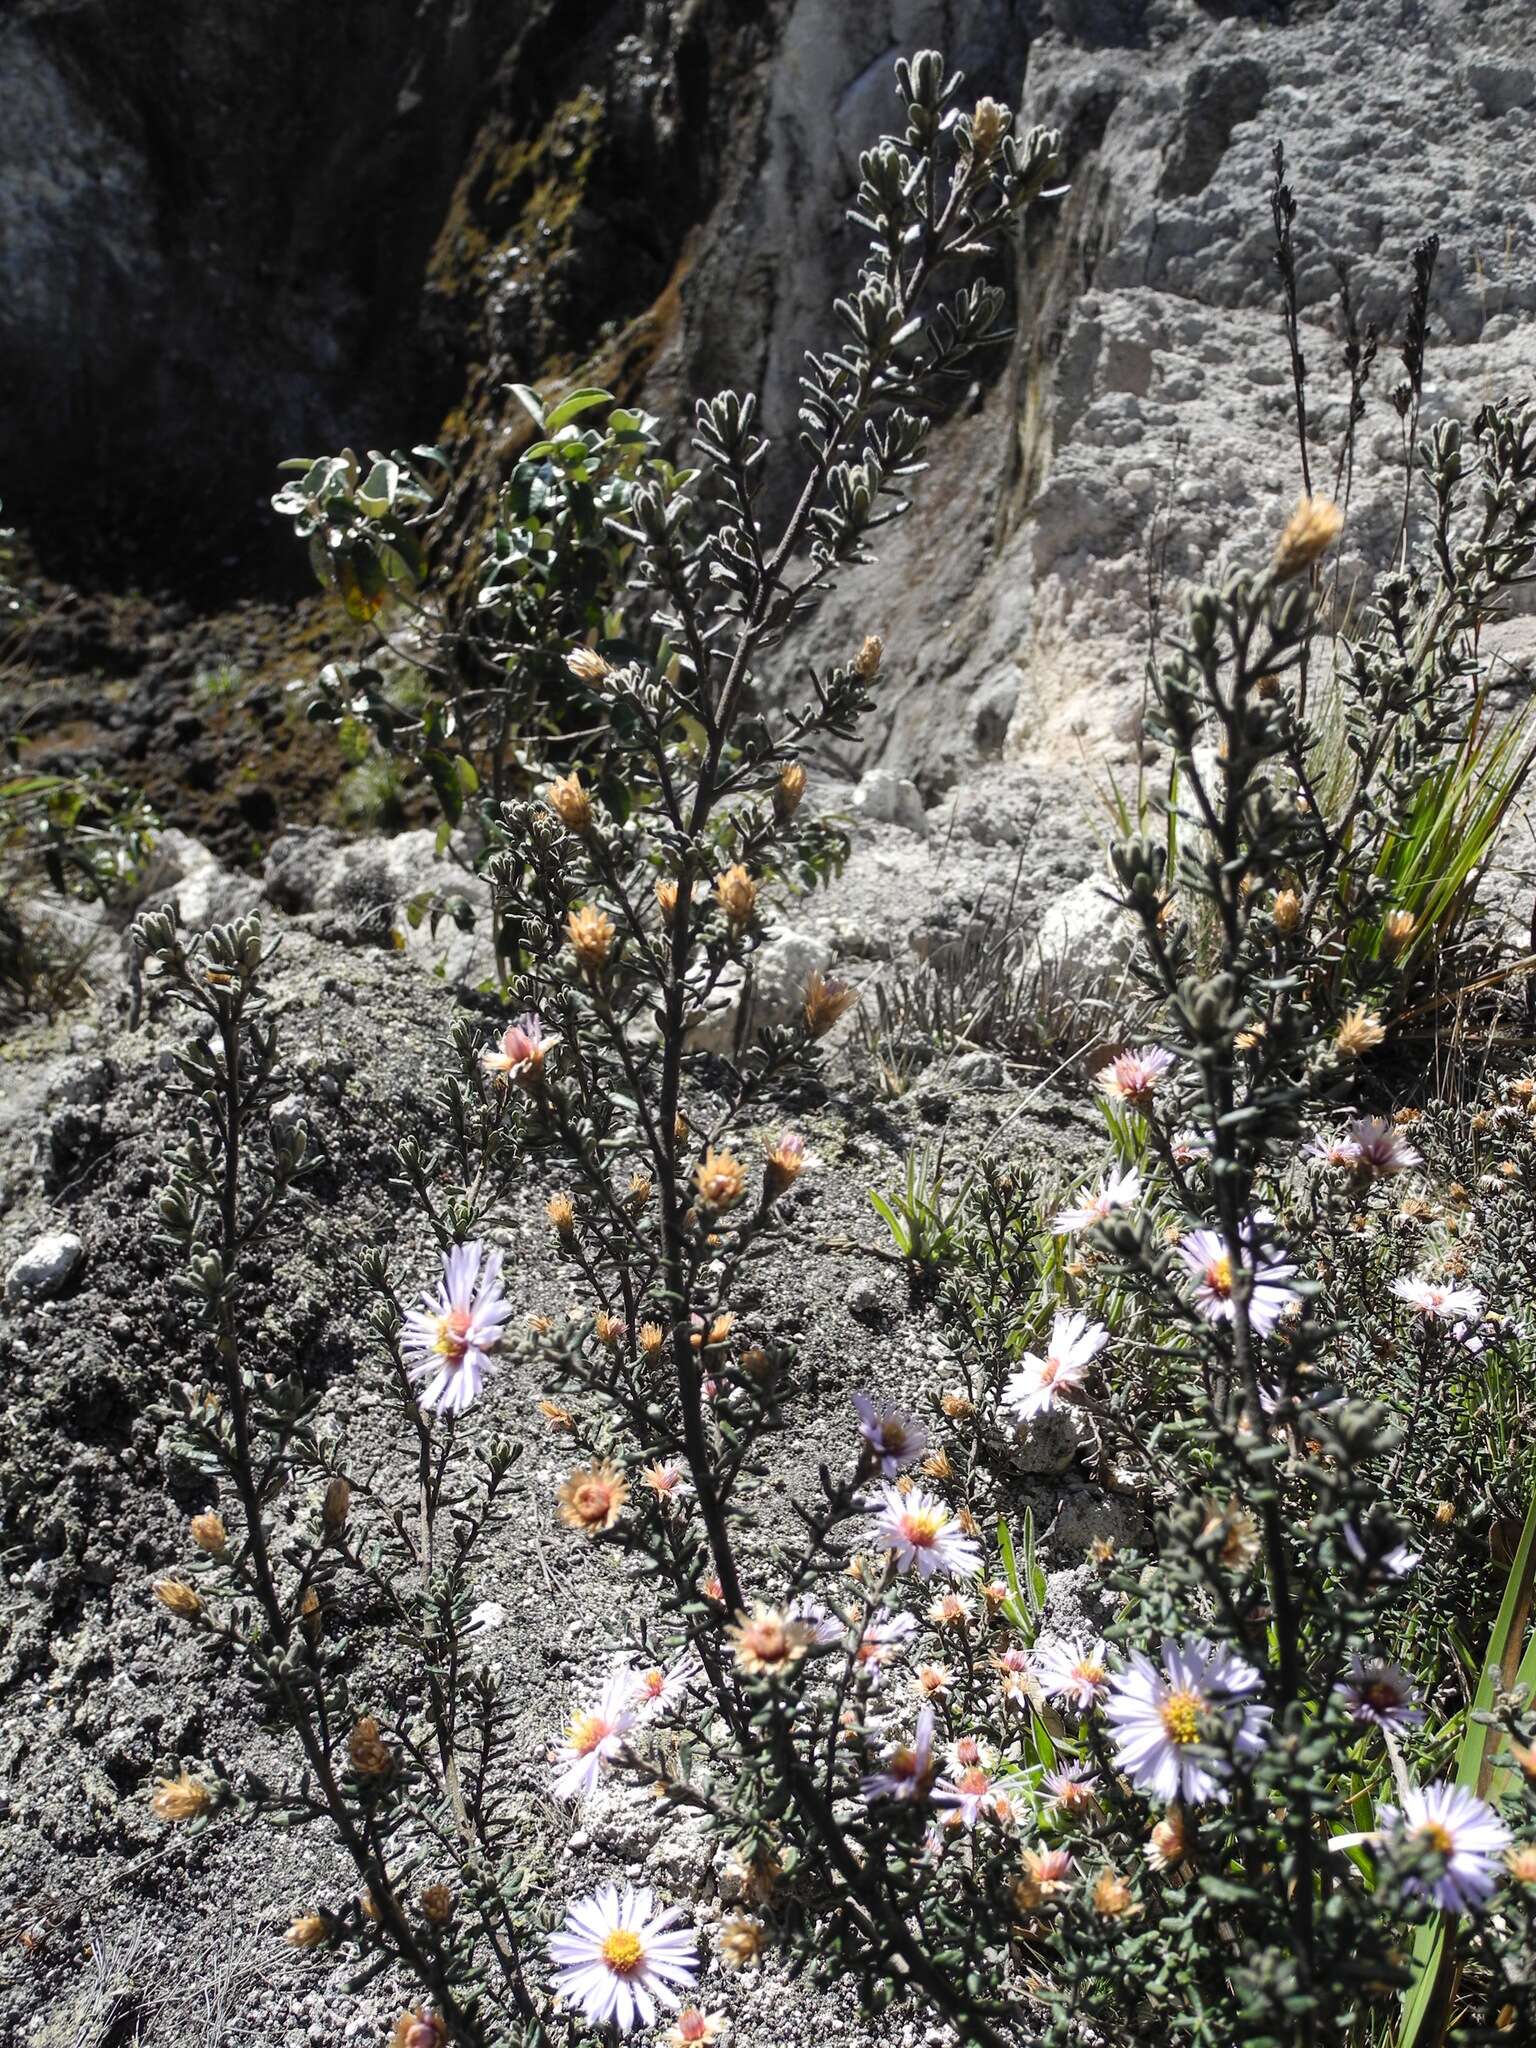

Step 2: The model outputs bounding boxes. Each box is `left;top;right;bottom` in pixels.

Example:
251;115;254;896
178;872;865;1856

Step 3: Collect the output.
639;1322;666;1359
1382;907;1417;954
1145;1808;1191;1871
714;864;758;925
299;1584;322;1639
695;1147;747;1209
922;1447;955;1481
547;1192;576;1236
1271;888;1302;935
627;1173;653;1208
322;1477;351;1532
419;1883;455;1925
1508;1846;1536;1886
738;1343;772;1383
347;1717;394;1776
1254;672;1281;700
852;634;883;680
566;903;615;969
390;2011;448;2048
1335;1006;1386;1059
674;1112;690;1143
566;646;611;684
537;1398;575;1433
286;1912;331;1950
594;1310;626;1347
804;969;857;1039
189;1511;227;1556
527;1312;554;1336
1091;1869;1140;1919
151;1772;214;1822
556;1462;629;1534
764;1131;806;1195
774;760;808;822
719;1914;765;1969
154;1579;203;1620
656;878;679;922
546;771;593;835
968;96;1009;158
1435;1500;1456;1525
1273;493;1343;579
940;1391;973;1419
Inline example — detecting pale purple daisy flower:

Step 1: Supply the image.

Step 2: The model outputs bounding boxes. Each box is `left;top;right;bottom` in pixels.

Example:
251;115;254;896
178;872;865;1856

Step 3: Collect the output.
853;1609;919;1682
1381;1783;1511;1913
1171;1129;1212;1165
1336;1656;1422;1732
1343;1116;1422;1174
853;1393;928;1476
1308;1130;1364;1169
552;1669;636;1801
866;1481;982;1582
1003;1310;1107;1421
1052;1165;1142;1235
1177;1226;1300;1337
861;1704;937;1804
1031;1636;1110;1713
1392;1274;1486;1323
626;1654;698;1718
401;1241;512;1414
934;1737;998;1828
480;1011;558;1084
1094;1045;1175;1111
1343;1523;1421;1580
1103;1637;1270;1806
549;1884;698;2032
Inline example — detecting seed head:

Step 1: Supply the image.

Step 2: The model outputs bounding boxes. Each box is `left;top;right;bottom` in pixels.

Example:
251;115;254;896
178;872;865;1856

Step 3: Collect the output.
347;1717;394;1776
189;1512;227;1556
566;647;611;685
151;1772;214;1823
804;969;857;1039
714;864;758;925
546;771;593;835
557;1461;629;1535
154;1579;203;1620
566;904;615;969
852;634;884;680
1335;1006;1386;1060
419;1883;455;1924
774;761;808;822
1273;493;1343;579
1271;888;1301;935
695;1147;747;1209
285;1912;330;1950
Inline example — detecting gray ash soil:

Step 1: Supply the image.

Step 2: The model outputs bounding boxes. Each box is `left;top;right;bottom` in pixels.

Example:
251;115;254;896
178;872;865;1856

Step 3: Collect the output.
0;783;1118;2047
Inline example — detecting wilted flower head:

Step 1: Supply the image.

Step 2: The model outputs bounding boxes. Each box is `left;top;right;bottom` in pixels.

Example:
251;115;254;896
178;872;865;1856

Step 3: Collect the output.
481;1012;558;1085
1273;492;1343;579
1052;1165;1141;1234
566;646;612;684
1015;1846;1076;1908
557;1462;629;1536
549;1884;698;2032
419;1884;455;1925
151;1772;214;1822
718;1915;764;1969
852;634;883;680
866;1480;981;1582
547;1191;576;1235
1271;887;1302;934
804;969;858;1039
1382;1782;1510;1912
1104;1637;1270;1805
1144;1807;1192;1871
1177;1224;1300;1337
695;1147;747;1210
1335;1005;1386;1059
728;1603;813;1678
1093;1044;1174;1112
546;771;594;834
567;903;616;969
189;1511;227;1556
390;2010;447;2048
347;1716;393;1776
401;1242;511;1415
154;1578;203;1620
774;760;807;821
286;1912;330;1950
763;1131;807;1195
714;864;757;925
853;1392;927;1476
1004;1310;1107;1420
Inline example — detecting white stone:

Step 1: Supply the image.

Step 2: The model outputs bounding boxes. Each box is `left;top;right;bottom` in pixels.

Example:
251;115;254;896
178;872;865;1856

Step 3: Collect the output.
6;1231;84;1302
846;770;927;835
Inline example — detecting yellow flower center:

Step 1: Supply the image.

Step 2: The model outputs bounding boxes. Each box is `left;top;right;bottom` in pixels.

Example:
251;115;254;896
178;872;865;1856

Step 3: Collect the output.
566;1712;607;1756
1203;1253;1233;1298
1418;1821;1455;1855
433;1307;472;1359
1159;1689;1203;1745
1074;1658;1105;1689
602;1929;645;1975
900;1507;945;1547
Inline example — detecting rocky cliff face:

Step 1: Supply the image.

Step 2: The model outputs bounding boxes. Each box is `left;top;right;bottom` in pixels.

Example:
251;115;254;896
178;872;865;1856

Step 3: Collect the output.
4;0;1534;787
